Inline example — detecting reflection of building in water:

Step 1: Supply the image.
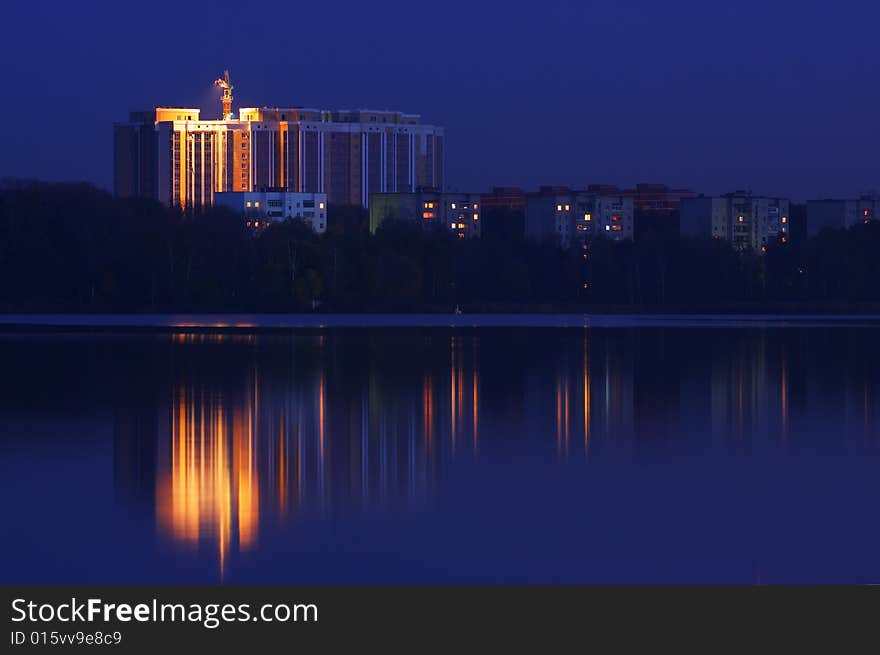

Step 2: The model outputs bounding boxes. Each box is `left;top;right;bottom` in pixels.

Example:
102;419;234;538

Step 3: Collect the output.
540;330;632;458
147;333;481;574
108;326;880;579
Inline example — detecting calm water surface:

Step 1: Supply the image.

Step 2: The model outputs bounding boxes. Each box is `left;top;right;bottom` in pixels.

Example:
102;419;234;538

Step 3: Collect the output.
2;321;880;583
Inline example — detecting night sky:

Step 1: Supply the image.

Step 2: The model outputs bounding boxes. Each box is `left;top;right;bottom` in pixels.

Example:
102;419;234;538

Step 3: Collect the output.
2;0;878;201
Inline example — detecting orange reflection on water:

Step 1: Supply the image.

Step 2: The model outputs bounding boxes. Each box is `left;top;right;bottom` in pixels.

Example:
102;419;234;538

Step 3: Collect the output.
156;386;259;575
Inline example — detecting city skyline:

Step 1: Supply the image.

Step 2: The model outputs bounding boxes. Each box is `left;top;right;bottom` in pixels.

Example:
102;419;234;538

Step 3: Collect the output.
3;1;880;201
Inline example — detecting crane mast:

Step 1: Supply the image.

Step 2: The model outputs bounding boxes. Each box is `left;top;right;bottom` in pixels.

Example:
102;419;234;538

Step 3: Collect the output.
214;70;234;120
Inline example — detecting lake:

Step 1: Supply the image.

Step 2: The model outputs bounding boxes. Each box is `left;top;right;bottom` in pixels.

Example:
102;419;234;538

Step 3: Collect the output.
2;316;879;583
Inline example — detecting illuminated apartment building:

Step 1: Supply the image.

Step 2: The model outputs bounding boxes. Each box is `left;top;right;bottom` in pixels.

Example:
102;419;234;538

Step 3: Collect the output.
114;75;444;211
680;192;791;251
369;190;481;239
214;190;328;234
806;196;880;237
524;187;635;248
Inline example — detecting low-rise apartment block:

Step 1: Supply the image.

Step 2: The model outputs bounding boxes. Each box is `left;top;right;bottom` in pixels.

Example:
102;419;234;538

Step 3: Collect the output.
214;189;328;233
680;192;791;251
525;187;634;248
806;196;880;237
369;190;481;239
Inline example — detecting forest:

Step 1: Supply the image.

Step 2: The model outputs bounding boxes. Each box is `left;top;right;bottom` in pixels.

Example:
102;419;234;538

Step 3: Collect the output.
1;180;879;313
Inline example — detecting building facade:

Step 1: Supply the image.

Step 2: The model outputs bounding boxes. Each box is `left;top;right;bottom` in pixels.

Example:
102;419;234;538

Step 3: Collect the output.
680;193;791;252
115;103;444;211
480;186;526;212
369;190;481;239
806;196;880;237
525;187;635;248
214;190;328;233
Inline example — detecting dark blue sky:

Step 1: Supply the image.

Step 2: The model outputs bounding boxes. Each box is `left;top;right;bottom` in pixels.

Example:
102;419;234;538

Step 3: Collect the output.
2;0;878;200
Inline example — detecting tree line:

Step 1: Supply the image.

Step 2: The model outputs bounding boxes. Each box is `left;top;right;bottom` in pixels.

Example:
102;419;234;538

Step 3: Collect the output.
1;180;879;313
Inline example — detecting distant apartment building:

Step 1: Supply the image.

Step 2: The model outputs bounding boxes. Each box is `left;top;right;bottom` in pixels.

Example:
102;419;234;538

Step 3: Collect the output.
806;196;880;237
114;79;444;211
214;190;328;233
586;183;696;215
525;187;635;248
480;187;526;211
680;192;791;252
369;190;481;239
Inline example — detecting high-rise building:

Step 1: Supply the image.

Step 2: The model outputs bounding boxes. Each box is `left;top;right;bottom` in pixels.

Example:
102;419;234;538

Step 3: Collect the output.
525;187;635;248
114;76;444;211
680;192;791;252
370;190;481;239
806;196;880;237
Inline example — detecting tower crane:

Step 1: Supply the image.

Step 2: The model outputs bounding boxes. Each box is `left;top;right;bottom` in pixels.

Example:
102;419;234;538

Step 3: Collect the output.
214;70;234;120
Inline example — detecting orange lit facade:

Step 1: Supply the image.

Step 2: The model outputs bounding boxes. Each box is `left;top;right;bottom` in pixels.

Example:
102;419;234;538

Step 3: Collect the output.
114;106;444;211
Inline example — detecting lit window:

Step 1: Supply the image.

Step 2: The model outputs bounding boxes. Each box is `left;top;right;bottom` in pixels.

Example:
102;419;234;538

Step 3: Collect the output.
450;222;456;229
319;202;325;209
564;204;570;211
255;201;260;208
473;203;478;209
605;225;610;231
584;213;591;221
556;204;563;212
738;215;744;222
781;216;788;223
451;203;456;209
246;221;252;227
254;221;260;227
246;201;252;208
864;209;872;217
473;214;479;220
423;212;436;219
